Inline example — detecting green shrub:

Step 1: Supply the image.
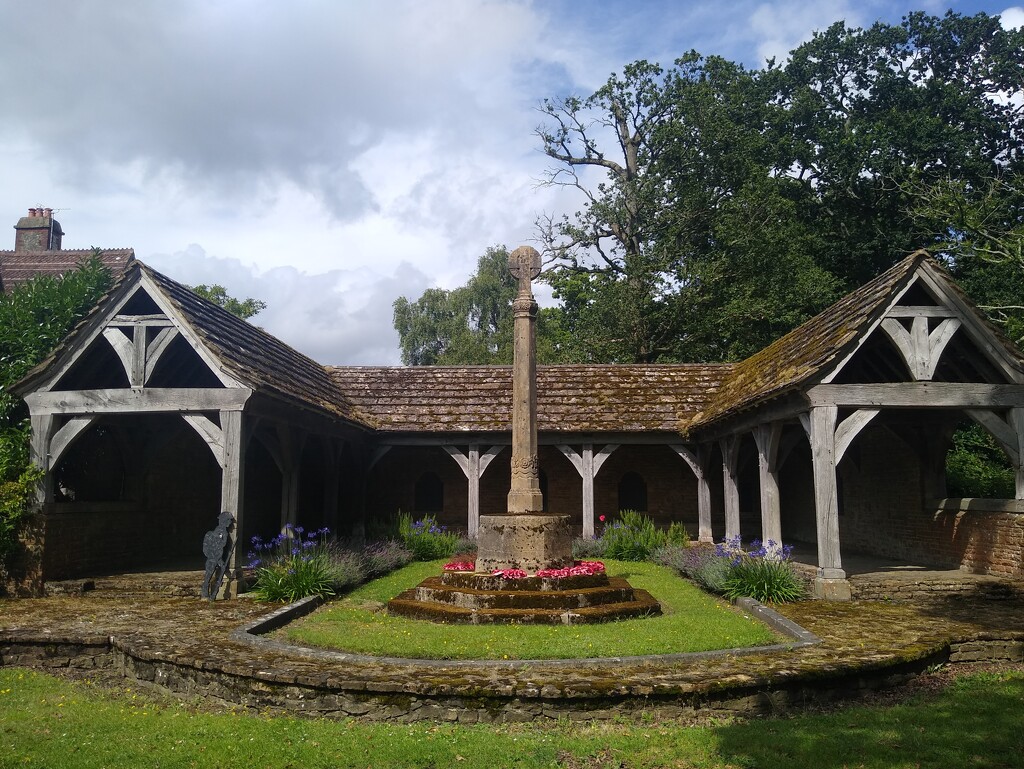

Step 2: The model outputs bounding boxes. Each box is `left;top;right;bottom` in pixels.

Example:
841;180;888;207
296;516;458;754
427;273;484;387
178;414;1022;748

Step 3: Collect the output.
247;526;341;602
572;536;607;559
397;513;462;561
665;521;691;547
0;459;42;559
722;557;805;604
602;510;666;561
946;424;1014;498
690;553;733;593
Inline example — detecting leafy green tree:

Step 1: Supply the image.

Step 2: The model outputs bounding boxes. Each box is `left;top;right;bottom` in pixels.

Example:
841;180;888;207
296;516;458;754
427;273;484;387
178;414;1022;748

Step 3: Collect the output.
537;11;1024;364
189;284;266;320
393;246;568;365
905;173;1024;344
0;254;114;559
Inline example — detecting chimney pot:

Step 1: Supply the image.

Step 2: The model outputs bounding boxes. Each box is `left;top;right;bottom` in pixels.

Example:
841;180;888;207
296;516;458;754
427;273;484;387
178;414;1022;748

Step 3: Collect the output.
43;208;52;217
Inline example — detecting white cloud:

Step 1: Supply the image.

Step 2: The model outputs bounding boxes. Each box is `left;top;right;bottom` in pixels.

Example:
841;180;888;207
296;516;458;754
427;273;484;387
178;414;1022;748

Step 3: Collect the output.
999;6;1024;28
2;0;1014;366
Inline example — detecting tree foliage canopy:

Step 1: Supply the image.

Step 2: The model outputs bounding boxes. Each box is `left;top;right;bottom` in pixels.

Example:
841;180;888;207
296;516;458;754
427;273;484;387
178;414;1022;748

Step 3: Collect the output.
393;246;567;365
188;284;266;320
0;254;114;558
395;11;1023;369
538;10;1024;363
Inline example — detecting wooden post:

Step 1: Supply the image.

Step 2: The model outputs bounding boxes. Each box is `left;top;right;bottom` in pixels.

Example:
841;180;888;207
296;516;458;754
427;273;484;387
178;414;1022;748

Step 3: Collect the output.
557;444;619;538
720;436;740;540
444;445;505;538
322;438;341;532
804;406;850;599
753;424;783;552
1013;408;1024;500
219;409;246;597
673;445;713;543
29;413;56;506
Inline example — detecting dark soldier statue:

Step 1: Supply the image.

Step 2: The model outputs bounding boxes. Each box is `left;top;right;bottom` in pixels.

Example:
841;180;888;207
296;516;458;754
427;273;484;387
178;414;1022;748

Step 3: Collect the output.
201;511;234;600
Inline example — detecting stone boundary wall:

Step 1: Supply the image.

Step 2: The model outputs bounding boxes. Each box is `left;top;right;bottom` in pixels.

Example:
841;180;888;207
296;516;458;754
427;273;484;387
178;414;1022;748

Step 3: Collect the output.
2;606;1023;723
851;577;1024;602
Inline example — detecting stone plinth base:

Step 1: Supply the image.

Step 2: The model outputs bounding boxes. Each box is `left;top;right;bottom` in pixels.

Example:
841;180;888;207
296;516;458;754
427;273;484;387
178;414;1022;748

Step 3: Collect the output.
814;577;852;601
476;513;572;573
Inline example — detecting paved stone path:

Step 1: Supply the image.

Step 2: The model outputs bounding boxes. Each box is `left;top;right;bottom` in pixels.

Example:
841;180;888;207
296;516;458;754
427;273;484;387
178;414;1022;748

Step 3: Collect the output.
2;575;1023;721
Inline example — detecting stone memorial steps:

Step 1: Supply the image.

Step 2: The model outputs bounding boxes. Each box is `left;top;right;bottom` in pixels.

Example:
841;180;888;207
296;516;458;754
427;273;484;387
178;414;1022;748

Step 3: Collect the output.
387;572;661;625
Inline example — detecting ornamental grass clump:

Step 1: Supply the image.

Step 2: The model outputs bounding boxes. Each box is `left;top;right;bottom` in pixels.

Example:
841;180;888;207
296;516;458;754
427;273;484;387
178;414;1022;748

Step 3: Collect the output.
397;513;462;561
247;525;340;602
720;538;805;604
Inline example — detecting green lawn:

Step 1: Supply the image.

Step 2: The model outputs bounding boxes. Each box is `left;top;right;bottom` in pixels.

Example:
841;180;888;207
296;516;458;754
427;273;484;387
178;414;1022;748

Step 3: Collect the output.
2;667;1022;768
281;559;778;659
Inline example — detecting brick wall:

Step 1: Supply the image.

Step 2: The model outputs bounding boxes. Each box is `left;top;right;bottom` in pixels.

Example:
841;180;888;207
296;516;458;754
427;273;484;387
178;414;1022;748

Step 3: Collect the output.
826;423;1022;577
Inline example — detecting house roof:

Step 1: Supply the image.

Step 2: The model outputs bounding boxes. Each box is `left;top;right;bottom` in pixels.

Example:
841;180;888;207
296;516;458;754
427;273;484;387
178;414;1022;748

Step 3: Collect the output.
328;364;732;433
0;248;135;292
17;251;1024;441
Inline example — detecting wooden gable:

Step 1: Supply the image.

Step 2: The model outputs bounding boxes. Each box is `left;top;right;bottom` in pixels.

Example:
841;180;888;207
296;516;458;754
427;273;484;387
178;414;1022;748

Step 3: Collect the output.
20;265;249;405
822;259;1024;387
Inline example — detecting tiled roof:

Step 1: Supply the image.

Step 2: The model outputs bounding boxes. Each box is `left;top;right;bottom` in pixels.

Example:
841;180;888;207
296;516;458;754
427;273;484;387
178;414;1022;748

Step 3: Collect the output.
328;364;732;433
686;252;928;431
0;249;135;292
140;264;370;425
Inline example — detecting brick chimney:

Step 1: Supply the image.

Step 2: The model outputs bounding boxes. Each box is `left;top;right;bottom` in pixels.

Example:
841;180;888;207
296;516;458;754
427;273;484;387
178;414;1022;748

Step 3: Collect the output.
14;207;64;251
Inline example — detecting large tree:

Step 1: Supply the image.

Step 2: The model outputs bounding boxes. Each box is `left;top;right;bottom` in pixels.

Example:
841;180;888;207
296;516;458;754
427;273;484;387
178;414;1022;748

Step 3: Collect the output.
537;10;1024;363
189;284;266;320
393;246;568;366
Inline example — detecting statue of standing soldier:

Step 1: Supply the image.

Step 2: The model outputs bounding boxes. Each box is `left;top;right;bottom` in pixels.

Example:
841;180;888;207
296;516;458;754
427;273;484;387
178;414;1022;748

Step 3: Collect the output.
201;511;234;600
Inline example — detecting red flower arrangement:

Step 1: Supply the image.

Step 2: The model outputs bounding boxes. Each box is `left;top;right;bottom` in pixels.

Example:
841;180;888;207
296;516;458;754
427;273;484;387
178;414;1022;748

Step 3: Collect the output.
443;561;607;579
536;561;606;578
491;568;528;579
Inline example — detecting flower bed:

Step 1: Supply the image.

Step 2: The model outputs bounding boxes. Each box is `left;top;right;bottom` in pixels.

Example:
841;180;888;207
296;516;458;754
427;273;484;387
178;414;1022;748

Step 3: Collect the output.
441;560;607;580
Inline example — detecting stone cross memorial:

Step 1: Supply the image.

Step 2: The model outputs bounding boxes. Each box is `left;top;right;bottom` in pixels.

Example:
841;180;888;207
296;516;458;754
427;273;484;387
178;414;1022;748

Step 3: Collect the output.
475;246;573;573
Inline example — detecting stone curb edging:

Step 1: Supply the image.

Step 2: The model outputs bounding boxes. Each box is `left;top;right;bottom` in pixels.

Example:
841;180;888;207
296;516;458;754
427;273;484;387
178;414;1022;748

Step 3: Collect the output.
4;600;1023;723
229;595;823;669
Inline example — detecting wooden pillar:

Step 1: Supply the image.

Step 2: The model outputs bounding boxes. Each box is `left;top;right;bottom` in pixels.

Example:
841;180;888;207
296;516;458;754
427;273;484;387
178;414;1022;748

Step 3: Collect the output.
673;445;713;543
29;413;56;506
719;436;740;540
753;423;783;552
557;444;619;538
268;425;305;534
322;438;341;532
804;406;850;600
444;445;505;538
219;409;246;594
1013;407;1024;500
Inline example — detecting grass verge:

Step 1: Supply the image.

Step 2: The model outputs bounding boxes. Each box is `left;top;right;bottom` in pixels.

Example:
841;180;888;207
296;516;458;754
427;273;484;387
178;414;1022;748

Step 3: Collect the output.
281;559;778;659
1;667;1022;768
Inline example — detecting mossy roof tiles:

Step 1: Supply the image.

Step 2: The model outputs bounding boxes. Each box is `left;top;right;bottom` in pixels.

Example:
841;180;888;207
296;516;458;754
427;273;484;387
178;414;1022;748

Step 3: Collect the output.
684;253;925;430
328;364;732;433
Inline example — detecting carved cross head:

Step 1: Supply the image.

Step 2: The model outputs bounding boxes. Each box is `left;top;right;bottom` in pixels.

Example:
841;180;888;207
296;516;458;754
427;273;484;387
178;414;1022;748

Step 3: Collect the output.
508;246;542;294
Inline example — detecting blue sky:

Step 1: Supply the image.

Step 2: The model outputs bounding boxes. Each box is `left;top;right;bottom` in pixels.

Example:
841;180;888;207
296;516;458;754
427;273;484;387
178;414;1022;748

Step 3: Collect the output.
1;1;1020;364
